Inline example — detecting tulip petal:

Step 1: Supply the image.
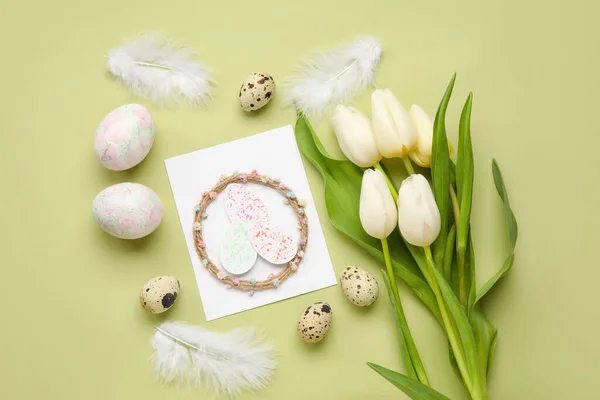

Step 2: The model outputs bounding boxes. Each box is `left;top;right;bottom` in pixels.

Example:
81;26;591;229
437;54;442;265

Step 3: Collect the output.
409;104;434;167
359;169;397;239
371;89;416;158
332;105;381;167
398;175;441;247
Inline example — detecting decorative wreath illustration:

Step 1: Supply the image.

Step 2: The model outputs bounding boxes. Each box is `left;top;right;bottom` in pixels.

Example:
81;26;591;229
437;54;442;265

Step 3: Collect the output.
192;170;309;295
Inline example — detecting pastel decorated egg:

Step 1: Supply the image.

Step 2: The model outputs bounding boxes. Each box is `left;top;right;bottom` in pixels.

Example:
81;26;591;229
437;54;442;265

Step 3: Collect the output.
94;104;155;171
139;276;180;313
92;182;163;239
297;302;332;343
238;73;275;111
340;265;379;307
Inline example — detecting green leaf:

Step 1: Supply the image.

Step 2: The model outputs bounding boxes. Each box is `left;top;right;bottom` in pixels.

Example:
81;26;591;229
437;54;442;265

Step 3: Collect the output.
475;159;518;302
404;240;483;395
466;235;477;314
381;271;417;380
455;93;475;307
431;265;482;394
448;345;461;380
456;93;474;208
469;159;517;382
465;238;490;394
443;224;456;283
294;115;441;322
367;363;452;400
431;74;455;268
470;303;497;380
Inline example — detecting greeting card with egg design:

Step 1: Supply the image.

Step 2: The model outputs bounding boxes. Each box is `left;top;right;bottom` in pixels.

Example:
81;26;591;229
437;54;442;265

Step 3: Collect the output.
164;125;337;321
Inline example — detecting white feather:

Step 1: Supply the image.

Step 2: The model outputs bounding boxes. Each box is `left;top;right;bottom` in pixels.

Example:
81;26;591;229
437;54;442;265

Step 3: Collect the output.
106;34;215;107
152;321;276;397
283;35;382;119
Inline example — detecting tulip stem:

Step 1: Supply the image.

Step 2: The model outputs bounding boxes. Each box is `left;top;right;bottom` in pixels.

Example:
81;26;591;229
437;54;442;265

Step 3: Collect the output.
423;245;476;398
382;238;430;386
402;156;416;176
450;185;460;231
374;162;399;203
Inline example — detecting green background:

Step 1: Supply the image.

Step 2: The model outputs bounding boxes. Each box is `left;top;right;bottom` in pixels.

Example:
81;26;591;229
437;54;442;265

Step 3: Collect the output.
1;0;598;399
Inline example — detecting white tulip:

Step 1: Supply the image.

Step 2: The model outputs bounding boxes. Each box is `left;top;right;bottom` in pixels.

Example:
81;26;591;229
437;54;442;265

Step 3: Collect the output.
408;104;454;167
371;89;417;158
408;104;434;167
359;169;398;239
397;174;441;247
332;105;381;168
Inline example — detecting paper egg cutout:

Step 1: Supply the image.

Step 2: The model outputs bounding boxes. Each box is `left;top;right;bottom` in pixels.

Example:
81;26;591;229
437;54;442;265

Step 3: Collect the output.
94;104;155;171
220;221;258;275
225;183;269;222
248;220;297;265
92;182;163;239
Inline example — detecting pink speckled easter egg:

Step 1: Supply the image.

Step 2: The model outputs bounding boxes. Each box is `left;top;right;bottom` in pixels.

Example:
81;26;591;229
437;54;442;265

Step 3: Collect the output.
92;182;163;239
94;104;155;171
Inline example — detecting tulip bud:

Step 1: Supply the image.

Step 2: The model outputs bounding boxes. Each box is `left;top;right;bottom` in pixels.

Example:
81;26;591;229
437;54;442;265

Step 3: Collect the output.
332;105;381;168
359;169;398;239
409;104;453;167
397;174;441;247
371;89;417;158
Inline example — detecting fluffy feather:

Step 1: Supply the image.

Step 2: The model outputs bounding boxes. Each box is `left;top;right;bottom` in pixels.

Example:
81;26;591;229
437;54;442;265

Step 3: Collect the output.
106;34;214;107
152;321;276;397
283;35;382;119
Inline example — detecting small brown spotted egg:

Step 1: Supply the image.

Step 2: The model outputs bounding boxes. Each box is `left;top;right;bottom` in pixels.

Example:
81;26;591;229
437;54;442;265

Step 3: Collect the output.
238;72;275;111
297;302;332;343
139;275;180;314
340;265;379;307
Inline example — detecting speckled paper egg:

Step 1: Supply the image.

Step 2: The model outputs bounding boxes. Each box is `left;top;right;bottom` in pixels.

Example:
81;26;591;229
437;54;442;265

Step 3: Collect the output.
140;276;180;313
297;302;332;343
92;182;163;239
238;73;275;111
94;104;155;171
340;265;379;307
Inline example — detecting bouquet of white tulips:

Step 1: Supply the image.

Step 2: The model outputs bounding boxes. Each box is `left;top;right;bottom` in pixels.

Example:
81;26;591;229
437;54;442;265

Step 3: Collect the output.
294;75;518;400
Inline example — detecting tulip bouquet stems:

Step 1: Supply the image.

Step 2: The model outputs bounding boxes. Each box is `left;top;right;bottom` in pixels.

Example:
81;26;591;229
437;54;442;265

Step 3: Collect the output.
381;237;430;386
293;73;518;400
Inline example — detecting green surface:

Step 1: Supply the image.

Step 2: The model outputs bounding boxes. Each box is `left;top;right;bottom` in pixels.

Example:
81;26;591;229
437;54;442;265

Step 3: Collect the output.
1;1;599;399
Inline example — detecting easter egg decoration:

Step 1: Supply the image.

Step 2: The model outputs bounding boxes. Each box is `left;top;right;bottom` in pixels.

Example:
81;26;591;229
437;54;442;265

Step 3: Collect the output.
94;104;155;171
238;73;275;111
91;182;163;239
140;276;180;314
340;265;379;307
297;302;332;343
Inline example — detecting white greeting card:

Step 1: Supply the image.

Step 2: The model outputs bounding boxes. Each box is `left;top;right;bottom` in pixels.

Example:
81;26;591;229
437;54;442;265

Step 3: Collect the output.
164;125;337;321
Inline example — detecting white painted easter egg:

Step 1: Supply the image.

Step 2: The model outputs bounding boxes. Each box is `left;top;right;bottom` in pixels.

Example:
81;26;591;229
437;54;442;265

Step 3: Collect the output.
94;104;155;171
139;276;180;314
297;302;332;343
92;182;163;239
340;265;379;307
238;73;275;111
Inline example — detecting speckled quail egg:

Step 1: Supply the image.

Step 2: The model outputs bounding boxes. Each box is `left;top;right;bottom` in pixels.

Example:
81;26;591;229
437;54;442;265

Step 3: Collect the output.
238;72;275;111
340;265;379;307
139;276;180;314
297;302;332;343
